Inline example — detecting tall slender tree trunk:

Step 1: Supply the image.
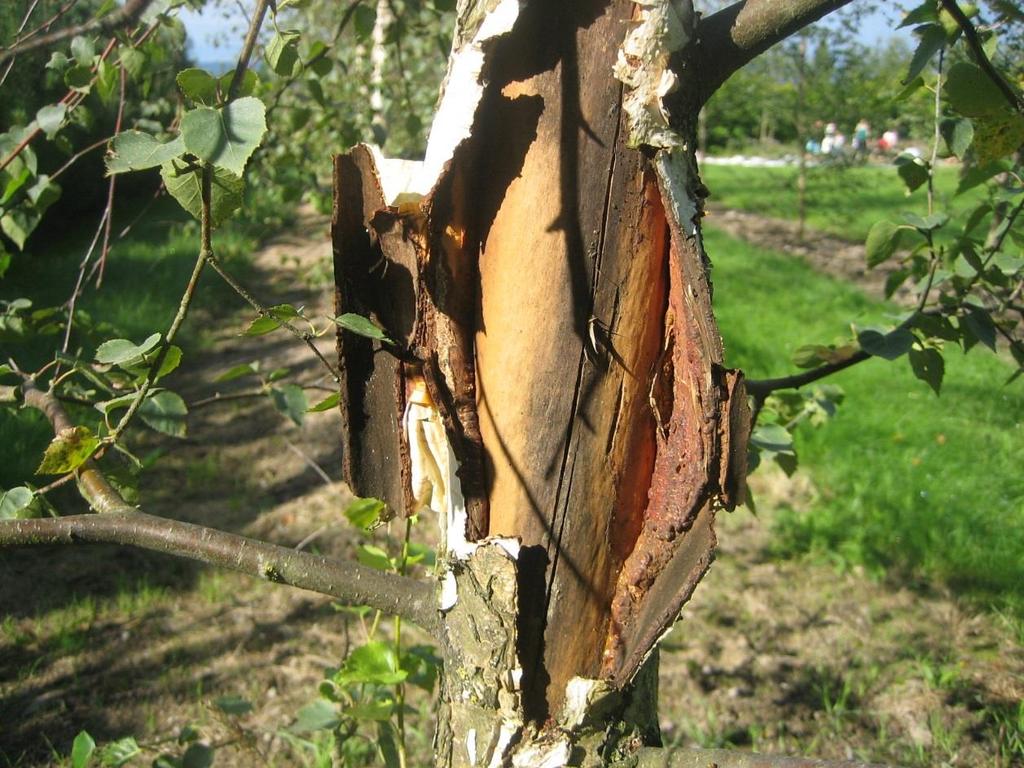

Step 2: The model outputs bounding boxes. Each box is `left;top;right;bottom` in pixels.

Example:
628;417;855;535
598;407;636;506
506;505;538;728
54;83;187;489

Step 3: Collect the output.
333;1;748;763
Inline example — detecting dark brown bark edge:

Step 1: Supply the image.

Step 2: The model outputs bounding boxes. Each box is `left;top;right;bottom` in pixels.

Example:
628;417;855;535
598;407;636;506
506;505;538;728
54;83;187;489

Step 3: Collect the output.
694;0;855;105
1;383;438;633
630;746;890;768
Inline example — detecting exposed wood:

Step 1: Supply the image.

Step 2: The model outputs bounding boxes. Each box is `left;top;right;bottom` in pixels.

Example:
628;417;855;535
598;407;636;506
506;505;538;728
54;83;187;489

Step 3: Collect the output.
333;0;749;724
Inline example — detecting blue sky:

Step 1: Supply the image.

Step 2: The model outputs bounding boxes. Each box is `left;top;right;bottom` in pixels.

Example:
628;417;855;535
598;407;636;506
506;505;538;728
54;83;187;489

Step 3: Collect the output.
180;2;911;66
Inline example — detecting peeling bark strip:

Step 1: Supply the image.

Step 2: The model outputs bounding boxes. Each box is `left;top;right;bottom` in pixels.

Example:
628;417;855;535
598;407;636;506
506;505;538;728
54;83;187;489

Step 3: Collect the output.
332;0;749;727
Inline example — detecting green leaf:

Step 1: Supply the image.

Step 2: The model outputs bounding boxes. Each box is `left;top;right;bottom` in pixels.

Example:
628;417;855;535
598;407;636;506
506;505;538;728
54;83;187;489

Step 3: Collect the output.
244;315;281;336
0;486;40;520
332;313;392;343
308;391;340;412
354;5;377;40
945;61;1011;117
180;97;267;176
71;731;96;768
345;496;386;530
960;306;996;350
71;35;95;66
894;153;929;193
291;699;340;734
356;544;393;571
160;161;244;227
336;641;407;685
266;366;290;382
36;104;68;140
37;426;100;474
64;64;93;93
972;114;1024;165
213;695;253;715
217;69;259;98
118;48;145;81
46;51;70;71
865;221;904;268
107;131;186;174
857;327;915;360
95;59;117;104
176;68;218;105
900;2;938;27
909;345;944;395
97;736;140;767
939;117;973;159
348;700;395;721
956;161;1008;195
181;744;214;768
750;423;794;455
903;24;946;84
270;384;307;425
95;333;161;366
215;362;259;382
265;30;302;77
139;391;188;437
1;176;61;250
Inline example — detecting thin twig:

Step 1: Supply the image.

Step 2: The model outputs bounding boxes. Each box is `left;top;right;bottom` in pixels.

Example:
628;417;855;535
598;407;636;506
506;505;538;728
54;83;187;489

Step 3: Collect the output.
109;165;212;443
205;254;343;382
0;0;44;87
50;136;110;181
286;439;334;485
227;0;271;102
93;64;129;288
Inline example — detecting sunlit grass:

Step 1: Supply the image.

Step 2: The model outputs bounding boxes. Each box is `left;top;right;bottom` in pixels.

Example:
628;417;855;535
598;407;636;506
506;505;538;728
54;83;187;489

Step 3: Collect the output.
707;224;1024;613
701;163;981;243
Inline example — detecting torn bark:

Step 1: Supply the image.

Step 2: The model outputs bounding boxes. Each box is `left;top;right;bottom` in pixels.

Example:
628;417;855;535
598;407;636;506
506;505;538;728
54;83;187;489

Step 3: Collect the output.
333;0;750;741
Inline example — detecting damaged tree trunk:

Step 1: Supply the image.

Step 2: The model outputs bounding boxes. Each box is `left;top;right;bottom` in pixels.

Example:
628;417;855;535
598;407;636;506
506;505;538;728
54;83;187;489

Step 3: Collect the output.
333;1;752;764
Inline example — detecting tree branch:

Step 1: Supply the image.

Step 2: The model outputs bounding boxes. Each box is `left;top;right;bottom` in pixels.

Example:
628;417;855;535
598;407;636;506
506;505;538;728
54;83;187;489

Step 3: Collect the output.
0;511;439;632
745;348;869;400
694;0;854;105
937;0;1024;116
631;746;889;768
9;382;438;632
0;0;154;64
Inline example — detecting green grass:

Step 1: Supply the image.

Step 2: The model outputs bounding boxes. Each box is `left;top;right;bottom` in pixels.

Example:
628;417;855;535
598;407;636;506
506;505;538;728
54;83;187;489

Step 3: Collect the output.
0;196;257;490
702;163;980;243
707;225;1024;613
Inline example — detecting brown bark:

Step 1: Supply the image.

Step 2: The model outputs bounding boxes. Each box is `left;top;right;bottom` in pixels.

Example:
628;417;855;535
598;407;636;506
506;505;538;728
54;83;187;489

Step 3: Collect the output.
333;0;749;726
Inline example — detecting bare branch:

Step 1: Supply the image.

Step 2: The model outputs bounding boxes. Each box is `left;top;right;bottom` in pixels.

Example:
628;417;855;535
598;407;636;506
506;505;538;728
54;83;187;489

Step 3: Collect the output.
631;746;890;768
0;0;155;64
694;0;854;105
745;348;869;400
0;511;439;632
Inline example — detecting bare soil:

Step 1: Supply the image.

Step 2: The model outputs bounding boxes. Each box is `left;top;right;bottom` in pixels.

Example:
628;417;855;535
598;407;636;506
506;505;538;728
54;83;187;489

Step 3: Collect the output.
1;209;1021;767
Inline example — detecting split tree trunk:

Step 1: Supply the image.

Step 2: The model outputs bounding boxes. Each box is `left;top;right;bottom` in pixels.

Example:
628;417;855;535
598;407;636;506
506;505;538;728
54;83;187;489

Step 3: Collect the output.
333;1;748;764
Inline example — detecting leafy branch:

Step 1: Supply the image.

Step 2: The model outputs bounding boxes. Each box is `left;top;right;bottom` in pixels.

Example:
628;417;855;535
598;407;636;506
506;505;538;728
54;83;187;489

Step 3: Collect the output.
0;0;155;64
937;0;1024;115
1;383;439;632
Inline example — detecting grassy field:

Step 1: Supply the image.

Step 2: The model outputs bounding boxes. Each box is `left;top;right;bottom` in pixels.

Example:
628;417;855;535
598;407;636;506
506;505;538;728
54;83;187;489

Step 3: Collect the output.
701;162;978;242
0;195;260;490
706;224;1024;613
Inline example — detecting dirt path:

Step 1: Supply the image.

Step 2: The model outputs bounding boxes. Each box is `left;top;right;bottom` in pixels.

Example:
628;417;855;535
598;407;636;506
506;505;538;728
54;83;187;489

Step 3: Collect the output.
2;210;1022;767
